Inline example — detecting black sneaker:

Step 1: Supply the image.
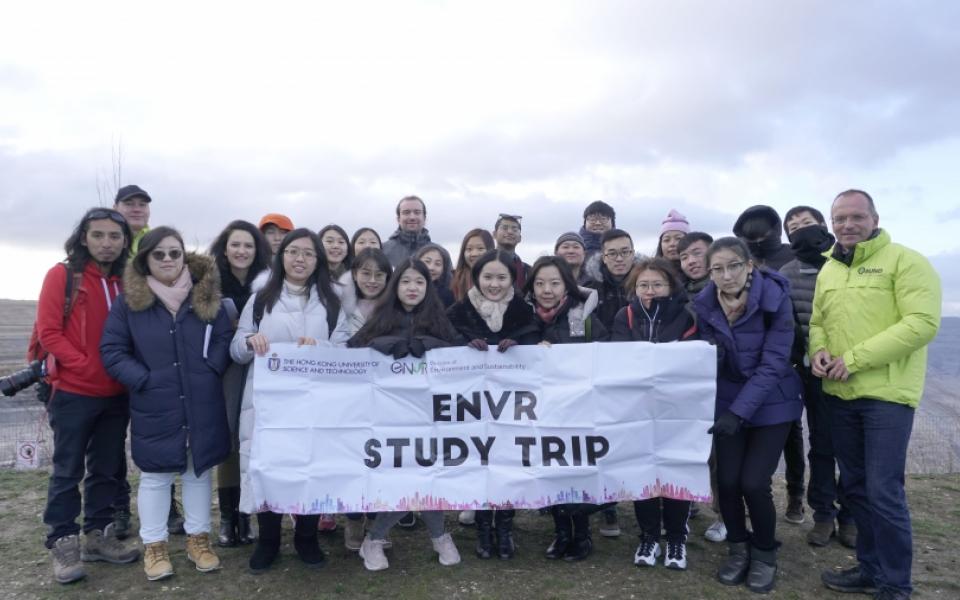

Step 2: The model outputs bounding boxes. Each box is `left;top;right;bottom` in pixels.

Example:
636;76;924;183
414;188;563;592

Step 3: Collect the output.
397;512;417;528
599;508;621;538
821;566;878;594
664;539;687;570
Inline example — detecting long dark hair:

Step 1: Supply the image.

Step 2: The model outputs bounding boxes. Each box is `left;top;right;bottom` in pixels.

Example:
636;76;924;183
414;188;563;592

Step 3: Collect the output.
257;228;341;317
132;226;185;278
208;220;271;283
350;227;382;251
351;248;393;300
524;256;588;306
319;224;354;273
471;249;517;289
414;243;453;288
452;228;495;302
64;207;132;276
349;258;459;347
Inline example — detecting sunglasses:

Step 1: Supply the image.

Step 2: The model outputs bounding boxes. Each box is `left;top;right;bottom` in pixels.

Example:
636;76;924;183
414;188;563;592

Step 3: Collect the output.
150;249;183;261
85;209;128;227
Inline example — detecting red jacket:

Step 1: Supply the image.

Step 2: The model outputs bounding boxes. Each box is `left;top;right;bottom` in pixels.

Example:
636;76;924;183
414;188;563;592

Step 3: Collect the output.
36;262;125;397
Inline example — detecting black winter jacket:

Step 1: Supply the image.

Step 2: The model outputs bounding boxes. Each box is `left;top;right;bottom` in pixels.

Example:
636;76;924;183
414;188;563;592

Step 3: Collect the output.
611;295;698;343
446;294;540;346
588;263;630;331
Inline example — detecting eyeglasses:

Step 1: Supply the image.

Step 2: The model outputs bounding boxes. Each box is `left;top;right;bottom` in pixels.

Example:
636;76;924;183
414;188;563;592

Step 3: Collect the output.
603;248;634;260
636;282;668;292
709;262;746;277
284;248;318;260
400;209;424;217
150;249;183;261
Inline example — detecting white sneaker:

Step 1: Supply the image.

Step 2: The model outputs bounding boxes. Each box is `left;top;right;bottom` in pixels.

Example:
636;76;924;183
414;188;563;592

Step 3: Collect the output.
431;533;461;566
359;536;389;571
664;539;687;570
704;520;727;543
633;536;660;567
458;510;476;526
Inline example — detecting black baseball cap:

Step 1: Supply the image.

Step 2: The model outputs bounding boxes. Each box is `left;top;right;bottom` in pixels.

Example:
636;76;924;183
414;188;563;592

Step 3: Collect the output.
114;184;152;204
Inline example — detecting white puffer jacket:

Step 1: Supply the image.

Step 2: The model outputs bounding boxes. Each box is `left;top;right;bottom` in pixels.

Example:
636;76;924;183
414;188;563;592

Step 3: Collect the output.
230;284;348;513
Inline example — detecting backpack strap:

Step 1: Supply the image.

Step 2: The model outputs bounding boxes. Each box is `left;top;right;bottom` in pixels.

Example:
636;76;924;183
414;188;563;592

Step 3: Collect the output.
584;316;592;342
626;304;634;331
252;292;266;328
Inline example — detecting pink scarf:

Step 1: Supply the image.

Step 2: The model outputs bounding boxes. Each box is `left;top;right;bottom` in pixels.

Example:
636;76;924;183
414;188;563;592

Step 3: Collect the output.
147;268;193;316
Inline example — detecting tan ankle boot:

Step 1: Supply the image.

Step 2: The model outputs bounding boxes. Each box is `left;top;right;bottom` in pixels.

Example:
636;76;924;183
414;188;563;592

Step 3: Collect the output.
143;541;174;581
186;533;221;572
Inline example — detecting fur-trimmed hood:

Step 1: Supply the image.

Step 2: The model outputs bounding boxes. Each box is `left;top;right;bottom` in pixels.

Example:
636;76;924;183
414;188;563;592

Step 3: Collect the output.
123;253;223;321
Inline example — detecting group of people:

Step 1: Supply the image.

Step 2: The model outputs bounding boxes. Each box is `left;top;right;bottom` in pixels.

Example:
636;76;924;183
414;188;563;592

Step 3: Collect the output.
32;186;940;599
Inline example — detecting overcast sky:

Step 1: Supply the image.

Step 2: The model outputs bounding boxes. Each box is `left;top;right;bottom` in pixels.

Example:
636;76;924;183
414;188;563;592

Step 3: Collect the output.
1;1;958;314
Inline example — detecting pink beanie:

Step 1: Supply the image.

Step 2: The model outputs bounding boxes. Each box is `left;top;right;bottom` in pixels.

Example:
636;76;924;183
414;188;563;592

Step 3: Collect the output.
659;209;690;236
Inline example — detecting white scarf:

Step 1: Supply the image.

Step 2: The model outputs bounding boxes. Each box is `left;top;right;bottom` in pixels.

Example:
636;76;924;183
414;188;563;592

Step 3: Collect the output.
467;286;514;333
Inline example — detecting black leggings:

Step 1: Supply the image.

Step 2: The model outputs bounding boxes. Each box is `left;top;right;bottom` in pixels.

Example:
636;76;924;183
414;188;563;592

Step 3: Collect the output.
257;511;318;544
715;421;792;551
633;498;691;542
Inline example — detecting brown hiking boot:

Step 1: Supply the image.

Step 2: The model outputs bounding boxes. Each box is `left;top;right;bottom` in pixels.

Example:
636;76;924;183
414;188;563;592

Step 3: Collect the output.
838;521;858;549
82;523;140;564
806;520;835;546
143;541;174;581
50;535;86;584
186;533;222;572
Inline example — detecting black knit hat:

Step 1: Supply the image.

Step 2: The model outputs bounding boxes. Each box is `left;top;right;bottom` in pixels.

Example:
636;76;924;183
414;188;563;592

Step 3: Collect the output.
554;231;585;252
114;184;152;204
583;200;615;226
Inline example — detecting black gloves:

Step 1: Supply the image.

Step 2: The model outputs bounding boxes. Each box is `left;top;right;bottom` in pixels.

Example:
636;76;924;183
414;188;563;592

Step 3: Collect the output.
708;411;743;437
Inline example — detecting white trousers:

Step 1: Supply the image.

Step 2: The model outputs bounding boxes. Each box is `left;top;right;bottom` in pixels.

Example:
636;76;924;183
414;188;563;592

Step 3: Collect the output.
138;452;212;544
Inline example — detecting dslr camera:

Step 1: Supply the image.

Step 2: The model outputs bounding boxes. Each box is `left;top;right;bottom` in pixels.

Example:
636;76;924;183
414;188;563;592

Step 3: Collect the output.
0;360;49;402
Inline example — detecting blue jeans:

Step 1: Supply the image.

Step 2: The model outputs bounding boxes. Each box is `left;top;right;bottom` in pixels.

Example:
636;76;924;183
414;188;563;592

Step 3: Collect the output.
828;395;914;594
804;372;852;524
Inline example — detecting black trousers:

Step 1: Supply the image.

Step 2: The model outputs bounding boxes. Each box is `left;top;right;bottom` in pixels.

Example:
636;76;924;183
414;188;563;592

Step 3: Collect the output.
633;498;691;542
715;421;792;551
43;390;129;547
804;372;852;524
783;419;806;498
257;511;319;543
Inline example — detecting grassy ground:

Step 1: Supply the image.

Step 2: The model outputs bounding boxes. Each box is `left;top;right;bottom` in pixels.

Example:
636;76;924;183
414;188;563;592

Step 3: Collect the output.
1;471;958;599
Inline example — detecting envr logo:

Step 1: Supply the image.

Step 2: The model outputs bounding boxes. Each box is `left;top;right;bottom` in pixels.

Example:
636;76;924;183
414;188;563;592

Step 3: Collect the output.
857;267;883;275
391;361;428;375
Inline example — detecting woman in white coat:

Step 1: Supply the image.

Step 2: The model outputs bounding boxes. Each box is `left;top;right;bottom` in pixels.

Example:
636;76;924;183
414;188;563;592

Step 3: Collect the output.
230;229;347;573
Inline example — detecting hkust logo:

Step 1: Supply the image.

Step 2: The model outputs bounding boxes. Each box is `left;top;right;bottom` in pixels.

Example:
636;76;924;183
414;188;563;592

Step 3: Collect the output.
391;360;428;375
268;353;281;372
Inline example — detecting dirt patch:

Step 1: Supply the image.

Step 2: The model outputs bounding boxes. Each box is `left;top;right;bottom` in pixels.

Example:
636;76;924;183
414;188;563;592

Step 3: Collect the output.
1;470;957;599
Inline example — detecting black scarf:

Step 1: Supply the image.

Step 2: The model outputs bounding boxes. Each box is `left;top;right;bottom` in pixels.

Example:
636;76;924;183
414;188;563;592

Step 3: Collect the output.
788;226;835;268
579;226;603;253
746;234;783;259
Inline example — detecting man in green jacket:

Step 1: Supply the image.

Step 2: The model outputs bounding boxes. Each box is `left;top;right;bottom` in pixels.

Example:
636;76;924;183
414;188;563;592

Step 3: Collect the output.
809;190;941;600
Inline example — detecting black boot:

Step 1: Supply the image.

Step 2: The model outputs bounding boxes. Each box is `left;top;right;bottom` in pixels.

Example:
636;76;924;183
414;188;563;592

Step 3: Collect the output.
167;483;185;535
565;511;592;562
217;487;238;547
494;509;516;560
746;545;777;593
475;510;494;559
237;512;257;545
717;541;751;586
293;515;326;567
249;512;282;573
545;507;572;560
112;506;131;541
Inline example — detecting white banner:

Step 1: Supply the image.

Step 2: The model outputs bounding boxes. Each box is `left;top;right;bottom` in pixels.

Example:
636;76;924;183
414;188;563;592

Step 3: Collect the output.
248;341;716;514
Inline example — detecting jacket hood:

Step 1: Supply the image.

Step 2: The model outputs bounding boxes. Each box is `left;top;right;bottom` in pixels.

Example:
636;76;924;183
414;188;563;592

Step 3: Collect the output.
123;253;223;321
733;205;783;238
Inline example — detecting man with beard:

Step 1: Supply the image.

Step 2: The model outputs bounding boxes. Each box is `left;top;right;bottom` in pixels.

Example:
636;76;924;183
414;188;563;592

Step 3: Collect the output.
382;195;432;268
781;206;856;549
733;205;806;525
